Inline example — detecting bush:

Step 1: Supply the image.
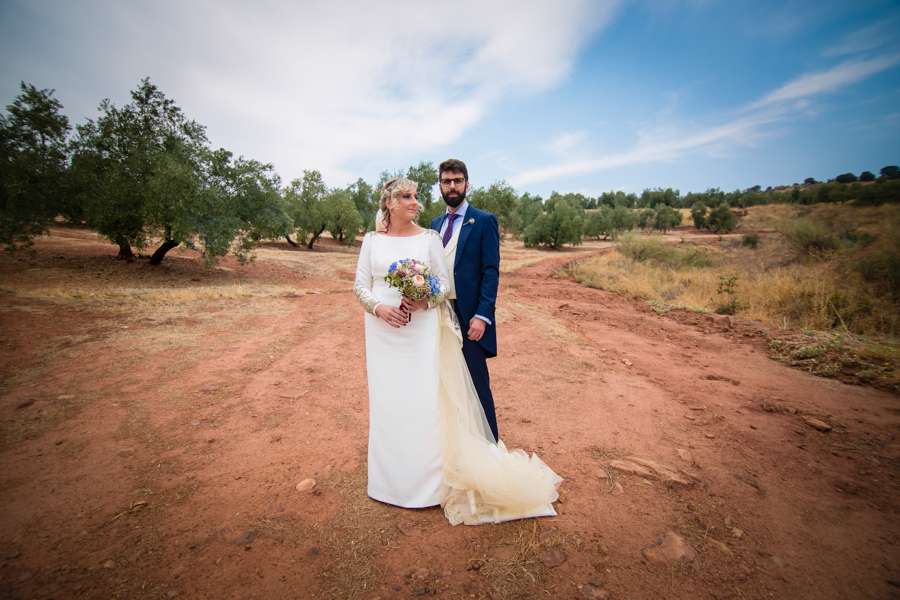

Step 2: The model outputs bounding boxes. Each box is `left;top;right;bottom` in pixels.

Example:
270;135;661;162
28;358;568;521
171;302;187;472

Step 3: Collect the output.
776;218;838;255
617;235;711;268
522;199;583;249
852;220;900;299
741;233;760;249
618;235;667;262
708;203;738;233
715;273;744;315
691;202;708;229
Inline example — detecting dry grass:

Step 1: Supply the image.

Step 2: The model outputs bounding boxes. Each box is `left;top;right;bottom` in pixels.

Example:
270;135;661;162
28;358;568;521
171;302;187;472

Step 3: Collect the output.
503;300;585;347
499;242;557;273
316;467;399;600
739;203;899;232
0;282;308;311
571;217;900;391
571;236;899;336
478;520;580;600
0;397;90;449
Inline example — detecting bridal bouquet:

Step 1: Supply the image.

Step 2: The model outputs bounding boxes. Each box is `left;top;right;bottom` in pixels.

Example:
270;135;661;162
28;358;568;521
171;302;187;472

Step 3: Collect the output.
384;259;441;301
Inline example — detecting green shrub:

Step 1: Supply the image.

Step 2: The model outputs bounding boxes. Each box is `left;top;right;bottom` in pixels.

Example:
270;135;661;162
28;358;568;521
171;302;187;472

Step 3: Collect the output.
776;218;838;254
691;202;708;229
617;235;712;268
708;203;738;232
715;273;744;315
741;233;760;249
852;220;900;298
617;235;666;262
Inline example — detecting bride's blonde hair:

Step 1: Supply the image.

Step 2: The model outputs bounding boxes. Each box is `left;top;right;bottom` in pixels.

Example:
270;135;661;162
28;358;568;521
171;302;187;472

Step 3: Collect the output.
379;177;421;229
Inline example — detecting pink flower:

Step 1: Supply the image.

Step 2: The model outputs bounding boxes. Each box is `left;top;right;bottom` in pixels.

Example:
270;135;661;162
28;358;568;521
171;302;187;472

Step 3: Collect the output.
412;275;425;287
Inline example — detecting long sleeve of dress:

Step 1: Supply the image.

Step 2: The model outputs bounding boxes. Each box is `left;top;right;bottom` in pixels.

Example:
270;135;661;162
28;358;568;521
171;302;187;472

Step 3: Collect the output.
354;233;381;315
427;230;452;308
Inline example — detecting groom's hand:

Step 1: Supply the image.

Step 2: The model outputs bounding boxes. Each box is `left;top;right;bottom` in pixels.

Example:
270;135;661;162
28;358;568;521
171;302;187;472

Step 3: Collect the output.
467;317;486;342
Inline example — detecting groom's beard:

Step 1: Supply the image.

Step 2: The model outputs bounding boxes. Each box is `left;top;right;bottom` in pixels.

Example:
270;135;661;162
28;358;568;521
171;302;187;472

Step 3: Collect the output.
441;188;466;208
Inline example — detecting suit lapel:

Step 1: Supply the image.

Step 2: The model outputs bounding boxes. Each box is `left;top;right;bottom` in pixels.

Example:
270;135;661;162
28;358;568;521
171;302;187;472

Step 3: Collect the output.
455;209;475;262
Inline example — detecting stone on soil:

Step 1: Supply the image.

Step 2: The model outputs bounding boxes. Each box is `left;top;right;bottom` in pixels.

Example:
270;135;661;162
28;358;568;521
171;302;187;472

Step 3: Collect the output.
580;586;610;599
540;547;567;568
231;530;257;546
642;531;697;566
707;538;732;556
805;418;832;432
608;460;653;478
296;478;316;492
610;456;700;489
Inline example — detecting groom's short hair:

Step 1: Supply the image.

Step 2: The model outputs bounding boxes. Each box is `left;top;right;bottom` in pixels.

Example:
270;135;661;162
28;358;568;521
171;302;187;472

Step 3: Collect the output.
439;158;468;181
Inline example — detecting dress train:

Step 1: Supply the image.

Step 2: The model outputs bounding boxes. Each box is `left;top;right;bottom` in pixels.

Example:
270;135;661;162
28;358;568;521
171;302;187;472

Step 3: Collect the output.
436;302;563;525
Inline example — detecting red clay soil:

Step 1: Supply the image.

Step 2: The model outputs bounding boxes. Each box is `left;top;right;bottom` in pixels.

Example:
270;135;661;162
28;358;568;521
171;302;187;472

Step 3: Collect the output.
1;228;899;600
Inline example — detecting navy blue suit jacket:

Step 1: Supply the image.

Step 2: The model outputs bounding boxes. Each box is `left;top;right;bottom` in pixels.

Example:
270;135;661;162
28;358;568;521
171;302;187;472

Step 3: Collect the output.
431;206;500;358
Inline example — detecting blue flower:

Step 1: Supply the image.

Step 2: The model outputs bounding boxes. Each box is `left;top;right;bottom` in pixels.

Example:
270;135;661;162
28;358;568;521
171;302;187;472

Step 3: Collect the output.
428;275;440;295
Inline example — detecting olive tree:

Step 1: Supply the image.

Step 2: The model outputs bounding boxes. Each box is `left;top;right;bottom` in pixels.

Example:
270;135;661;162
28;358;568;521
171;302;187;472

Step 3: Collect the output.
324;188;363;246
0;82;72;249
468;180;518;233
72;79;274;265
523;197;583;249
284;169;329;249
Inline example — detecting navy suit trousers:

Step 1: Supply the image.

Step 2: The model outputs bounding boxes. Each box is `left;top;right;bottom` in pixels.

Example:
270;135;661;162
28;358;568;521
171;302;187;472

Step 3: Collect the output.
454;301;498;442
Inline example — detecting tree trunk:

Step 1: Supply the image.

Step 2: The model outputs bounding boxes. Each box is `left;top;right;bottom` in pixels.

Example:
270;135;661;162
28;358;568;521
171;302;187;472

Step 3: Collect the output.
115;236;135;261
306;225;326;250
285;235;299;248
148;240;179;265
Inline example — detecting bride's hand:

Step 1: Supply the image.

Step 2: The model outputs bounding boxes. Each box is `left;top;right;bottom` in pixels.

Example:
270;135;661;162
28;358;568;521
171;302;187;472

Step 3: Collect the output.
375;304;408;328
401;296;428;313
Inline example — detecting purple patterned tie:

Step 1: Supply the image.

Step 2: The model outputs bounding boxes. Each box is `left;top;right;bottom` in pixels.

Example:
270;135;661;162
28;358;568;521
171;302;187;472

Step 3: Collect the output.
442;213;458;247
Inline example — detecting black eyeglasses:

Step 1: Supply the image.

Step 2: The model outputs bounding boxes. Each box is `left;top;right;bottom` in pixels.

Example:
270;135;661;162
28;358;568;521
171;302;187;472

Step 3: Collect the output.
439;177;466;188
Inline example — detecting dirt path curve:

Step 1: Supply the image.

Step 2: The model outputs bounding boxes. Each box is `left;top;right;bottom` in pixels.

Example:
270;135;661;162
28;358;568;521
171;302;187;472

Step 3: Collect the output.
1;231;899;600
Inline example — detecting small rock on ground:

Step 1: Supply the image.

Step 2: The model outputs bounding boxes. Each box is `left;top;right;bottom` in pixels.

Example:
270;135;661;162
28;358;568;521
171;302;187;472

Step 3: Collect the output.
806;418;832;432
707;538;732;556
231;530;257;546
642;531;696;566
296;478;316;492
540;546;567;568
580;586;610;599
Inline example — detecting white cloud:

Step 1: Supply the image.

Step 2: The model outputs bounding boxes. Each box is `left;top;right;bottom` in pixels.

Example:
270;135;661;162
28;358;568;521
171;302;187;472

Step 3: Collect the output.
546;131;591;158
0;0;620;185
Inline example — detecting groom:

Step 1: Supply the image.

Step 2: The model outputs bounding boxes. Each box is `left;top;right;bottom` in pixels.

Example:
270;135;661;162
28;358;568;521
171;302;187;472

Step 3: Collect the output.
430;159;501;442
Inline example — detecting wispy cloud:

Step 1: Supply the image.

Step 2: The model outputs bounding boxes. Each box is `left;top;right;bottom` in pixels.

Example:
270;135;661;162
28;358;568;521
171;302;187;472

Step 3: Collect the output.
512;51;900;188
822;18;900;57
752;54;900;108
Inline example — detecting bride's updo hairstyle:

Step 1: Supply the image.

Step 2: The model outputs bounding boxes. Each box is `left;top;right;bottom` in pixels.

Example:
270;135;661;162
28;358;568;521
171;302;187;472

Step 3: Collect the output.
379;177;420;229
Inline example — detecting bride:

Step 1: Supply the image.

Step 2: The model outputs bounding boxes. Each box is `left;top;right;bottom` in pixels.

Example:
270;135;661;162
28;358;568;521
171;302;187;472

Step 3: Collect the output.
354;177;562;525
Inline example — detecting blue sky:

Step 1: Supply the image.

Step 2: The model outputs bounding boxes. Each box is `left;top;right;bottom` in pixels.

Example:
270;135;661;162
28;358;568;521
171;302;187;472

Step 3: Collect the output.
2;0;898;199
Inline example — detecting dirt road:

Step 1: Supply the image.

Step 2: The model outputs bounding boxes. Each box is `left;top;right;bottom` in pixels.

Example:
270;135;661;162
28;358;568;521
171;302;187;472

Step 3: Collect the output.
2;228;899;599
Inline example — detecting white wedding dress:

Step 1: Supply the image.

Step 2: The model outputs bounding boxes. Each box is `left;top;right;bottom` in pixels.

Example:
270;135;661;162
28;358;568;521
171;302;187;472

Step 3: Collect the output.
354;230;562;524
